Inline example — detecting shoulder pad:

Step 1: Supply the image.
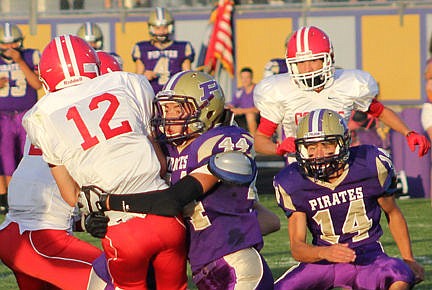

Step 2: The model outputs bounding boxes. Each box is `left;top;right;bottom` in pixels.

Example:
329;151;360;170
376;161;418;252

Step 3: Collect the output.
208;151;257;185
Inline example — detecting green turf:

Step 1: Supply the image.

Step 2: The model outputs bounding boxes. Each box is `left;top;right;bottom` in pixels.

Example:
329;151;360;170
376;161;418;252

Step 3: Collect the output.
1;196;431;289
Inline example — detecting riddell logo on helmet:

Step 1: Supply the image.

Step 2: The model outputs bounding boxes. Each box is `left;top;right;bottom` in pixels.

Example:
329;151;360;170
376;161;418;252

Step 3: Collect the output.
296;51;312;57
62;76;84;87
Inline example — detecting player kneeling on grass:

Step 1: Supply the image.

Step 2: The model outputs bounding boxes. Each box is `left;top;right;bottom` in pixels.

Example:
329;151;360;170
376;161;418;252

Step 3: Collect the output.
272;109;424;290
83;71;277;290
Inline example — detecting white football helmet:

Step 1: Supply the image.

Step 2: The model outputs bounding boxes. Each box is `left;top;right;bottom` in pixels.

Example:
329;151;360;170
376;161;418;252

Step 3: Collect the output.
39;34;100;92
286;26;335;91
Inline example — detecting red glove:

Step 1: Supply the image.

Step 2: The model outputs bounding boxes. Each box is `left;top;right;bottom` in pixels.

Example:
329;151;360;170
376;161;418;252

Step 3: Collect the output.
276;137;296;156
406;131;431;157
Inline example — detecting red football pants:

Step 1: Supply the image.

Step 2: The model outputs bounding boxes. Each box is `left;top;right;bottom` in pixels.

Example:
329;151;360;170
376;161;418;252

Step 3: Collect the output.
102;214;187;290
0;222;102;290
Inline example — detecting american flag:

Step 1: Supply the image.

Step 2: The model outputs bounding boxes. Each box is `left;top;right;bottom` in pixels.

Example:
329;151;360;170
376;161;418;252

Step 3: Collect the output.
203;0;235;78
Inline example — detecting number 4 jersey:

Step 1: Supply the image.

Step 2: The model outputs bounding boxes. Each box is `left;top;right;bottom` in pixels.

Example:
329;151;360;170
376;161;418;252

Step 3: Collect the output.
274;145;395;249
23;71;167;195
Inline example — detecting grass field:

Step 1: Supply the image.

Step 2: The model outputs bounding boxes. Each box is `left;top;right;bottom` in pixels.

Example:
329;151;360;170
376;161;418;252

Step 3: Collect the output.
1;196;431;289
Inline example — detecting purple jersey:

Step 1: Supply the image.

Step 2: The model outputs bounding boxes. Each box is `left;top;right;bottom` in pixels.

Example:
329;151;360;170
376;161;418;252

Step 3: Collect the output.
166;125;263;272
132;41;195;94
274;145;395;250
231;84;255;109
0;48;40;111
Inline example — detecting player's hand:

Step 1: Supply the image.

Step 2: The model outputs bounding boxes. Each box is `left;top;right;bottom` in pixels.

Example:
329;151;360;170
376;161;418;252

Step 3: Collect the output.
79;186;109;215
404;259;425;284
318;243;356;263
276;137;296;156
84;212;109;239
406;131;431;157
3;48;22;63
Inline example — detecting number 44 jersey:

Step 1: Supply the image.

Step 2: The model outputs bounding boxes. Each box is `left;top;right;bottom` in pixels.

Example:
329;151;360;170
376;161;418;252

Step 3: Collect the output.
274;145;395;249
23;71;168;195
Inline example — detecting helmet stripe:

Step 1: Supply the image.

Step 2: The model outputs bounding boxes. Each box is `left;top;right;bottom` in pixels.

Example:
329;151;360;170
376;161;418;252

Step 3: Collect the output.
85;22;93;38
302;26;310;52
164;70;189;90
309;109;324;133
55;36;71;79
156;7;164;21
4;23;11;39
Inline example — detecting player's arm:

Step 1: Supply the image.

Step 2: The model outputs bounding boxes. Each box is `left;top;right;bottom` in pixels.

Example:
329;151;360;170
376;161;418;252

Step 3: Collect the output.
378;195;424;283
181;58;192;71
288;211;356;263
253;202;280;235
50;164;80;207
10;49;41;90
255;117;295;156
368;99;430;157
89;151;255;216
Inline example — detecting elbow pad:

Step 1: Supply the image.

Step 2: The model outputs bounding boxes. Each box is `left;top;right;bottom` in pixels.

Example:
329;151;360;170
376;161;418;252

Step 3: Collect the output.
208;151;257;185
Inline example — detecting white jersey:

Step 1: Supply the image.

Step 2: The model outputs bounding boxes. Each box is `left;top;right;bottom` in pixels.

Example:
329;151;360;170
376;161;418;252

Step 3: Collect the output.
421;103;432;131
23;71;167;196
254;69;378;139
0;138;74;233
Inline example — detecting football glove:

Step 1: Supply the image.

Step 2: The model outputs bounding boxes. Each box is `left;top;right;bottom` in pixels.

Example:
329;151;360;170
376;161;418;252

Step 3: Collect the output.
84;212;109;239
406;131;431;157
276;137;296;156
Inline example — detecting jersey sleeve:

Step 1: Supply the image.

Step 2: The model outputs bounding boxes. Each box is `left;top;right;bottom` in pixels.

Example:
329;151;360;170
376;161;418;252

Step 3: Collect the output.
131;43;141;62
253;78;285;124
22;105;62;165
184;41;195;62
372;146;397;196
273;171;297;217
421;103;432;131
352;70;379;112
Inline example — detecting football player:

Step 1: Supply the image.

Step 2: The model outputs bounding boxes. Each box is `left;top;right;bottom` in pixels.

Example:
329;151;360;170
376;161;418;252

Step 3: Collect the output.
273;109;424;290
0;137;103;290
77;22;123;69
23;34;187;289
132;7;195;94
254;26;430;159
85;71;277;289
0;22;42;214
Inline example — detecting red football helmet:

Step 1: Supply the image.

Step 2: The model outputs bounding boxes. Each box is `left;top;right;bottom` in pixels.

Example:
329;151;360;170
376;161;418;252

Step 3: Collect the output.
39;34;100;92
96;51;122;74
286;26;335;91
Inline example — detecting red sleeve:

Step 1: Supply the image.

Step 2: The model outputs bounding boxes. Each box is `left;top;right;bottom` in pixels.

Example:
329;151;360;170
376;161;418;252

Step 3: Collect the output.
257;117;278;137
367;98;384;118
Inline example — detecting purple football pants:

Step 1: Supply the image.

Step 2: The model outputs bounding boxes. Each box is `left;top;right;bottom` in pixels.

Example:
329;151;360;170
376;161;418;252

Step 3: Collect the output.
192;248;274;290
275;246;414;290
0;111;26;176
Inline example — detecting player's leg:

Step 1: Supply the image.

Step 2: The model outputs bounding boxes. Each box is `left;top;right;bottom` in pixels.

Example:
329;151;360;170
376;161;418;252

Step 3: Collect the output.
0;223;102;290
192;247;274;290
14;271;60;290
354;253;414;290
146;215;187;290
274;262;335;290
0;112;11;214
102;215;186;289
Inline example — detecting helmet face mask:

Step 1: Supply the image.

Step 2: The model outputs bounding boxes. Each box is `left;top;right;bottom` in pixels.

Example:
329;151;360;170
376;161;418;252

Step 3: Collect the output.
286;26;335;91
148;7;174;43
295;109;350;181
77;22;104;50
152;71;225;146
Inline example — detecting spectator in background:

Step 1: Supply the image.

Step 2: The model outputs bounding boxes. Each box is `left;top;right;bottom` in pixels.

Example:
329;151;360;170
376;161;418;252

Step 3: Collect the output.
76;21;123;68
0;23;42;214
132;7;195;94
274;109;424;289
348;110;390;149
421;58;432;140
60;0;84;9
254;26;430;160
227;67;260;136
